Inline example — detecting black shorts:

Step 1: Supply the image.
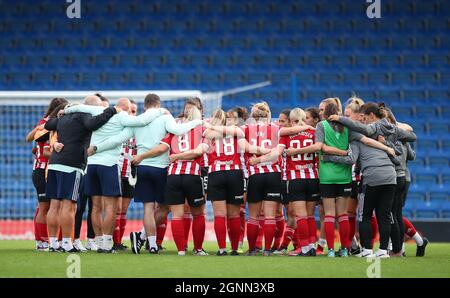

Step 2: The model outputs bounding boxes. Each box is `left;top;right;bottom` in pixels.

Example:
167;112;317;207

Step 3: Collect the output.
201;167;209;192
350;181;361;200
287;179;320;202
121;177;135;199
247;172;282;203
32;169;49;202
164;174;205;207
280;180;289;205
207;170;244;205
319;183;352;199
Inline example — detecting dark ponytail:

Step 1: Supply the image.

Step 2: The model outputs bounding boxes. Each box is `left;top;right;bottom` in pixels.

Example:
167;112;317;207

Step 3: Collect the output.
360;102;387;119
324;103;344;133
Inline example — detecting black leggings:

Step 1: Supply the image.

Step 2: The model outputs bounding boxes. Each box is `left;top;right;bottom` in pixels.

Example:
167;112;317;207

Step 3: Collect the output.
359;184;395;250
390;176;407;253
74;194;95;239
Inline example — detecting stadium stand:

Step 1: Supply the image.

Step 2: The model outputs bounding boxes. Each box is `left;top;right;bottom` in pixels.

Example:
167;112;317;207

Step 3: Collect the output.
0;0;448;220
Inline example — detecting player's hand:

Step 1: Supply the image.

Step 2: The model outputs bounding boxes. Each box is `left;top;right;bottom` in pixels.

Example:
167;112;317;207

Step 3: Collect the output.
36;124;45;130
328;115;340;122
87;146;95;156
54;142;64;153
386;147;396;157
115;107;122;114
285;147;298;156
249;156;260;165
57;110;65;118
300;125;316;131
259;147;271;155
169;154;179;163
132;155;143;166
378;135;386;144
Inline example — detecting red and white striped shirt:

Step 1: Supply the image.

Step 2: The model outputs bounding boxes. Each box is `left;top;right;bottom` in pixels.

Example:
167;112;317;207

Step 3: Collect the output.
279;129;318;180
162;126;204;176
243;123;281;176
352;164;361;182
33;118;50;170
206;136;242;173
240;153;249;179
118;138;137;178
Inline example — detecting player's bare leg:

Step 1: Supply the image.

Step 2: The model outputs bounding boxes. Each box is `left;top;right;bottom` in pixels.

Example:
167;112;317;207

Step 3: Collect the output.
59;200;77;252
101;196;119;252
143;202;158;253
91;195;104;249
47;199;61;251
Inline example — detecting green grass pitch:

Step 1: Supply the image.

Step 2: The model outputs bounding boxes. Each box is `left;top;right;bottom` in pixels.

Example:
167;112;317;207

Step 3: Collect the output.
1;241;449;278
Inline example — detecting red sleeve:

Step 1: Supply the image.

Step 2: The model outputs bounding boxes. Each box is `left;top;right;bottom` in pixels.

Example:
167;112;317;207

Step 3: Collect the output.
160;133;173;148
279;136;288;147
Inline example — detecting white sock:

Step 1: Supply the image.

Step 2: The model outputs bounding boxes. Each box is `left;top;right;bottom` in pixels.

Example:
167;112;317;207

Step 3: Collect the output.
387;239;393;251
301;246;310;254
103;235;113;250
36;240;42;247
62;238;73;251
318;238;327;248
401;242;405;253
178;251;186;256
147;236;157;249
413;233;424;246
376;249;388;256
308;243;315;250
140;227;147;240
49;237;59;249
95;236;103;249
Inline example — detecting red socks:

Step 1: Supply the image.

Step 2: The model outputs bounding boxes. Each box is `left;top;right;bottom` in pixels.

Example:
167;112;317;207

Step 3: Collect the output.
183;214;192;248
239;207;246;244
113;213;122;245
403;217;417;238
281;226;294;248
156;216;168;246
348;214;356;244
36;223;48;243
192;215;205;251
113;213;127;245
171;218;185;252
214;216;227;249
120;214;127;241
370;214;378;246
296;216;309;248
255;216;264;248
307;216;317;245
272;216;285;249
227;216;241;251
324;215;335;250
338;214;350;249
264;218;276;251
246;218;259;251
